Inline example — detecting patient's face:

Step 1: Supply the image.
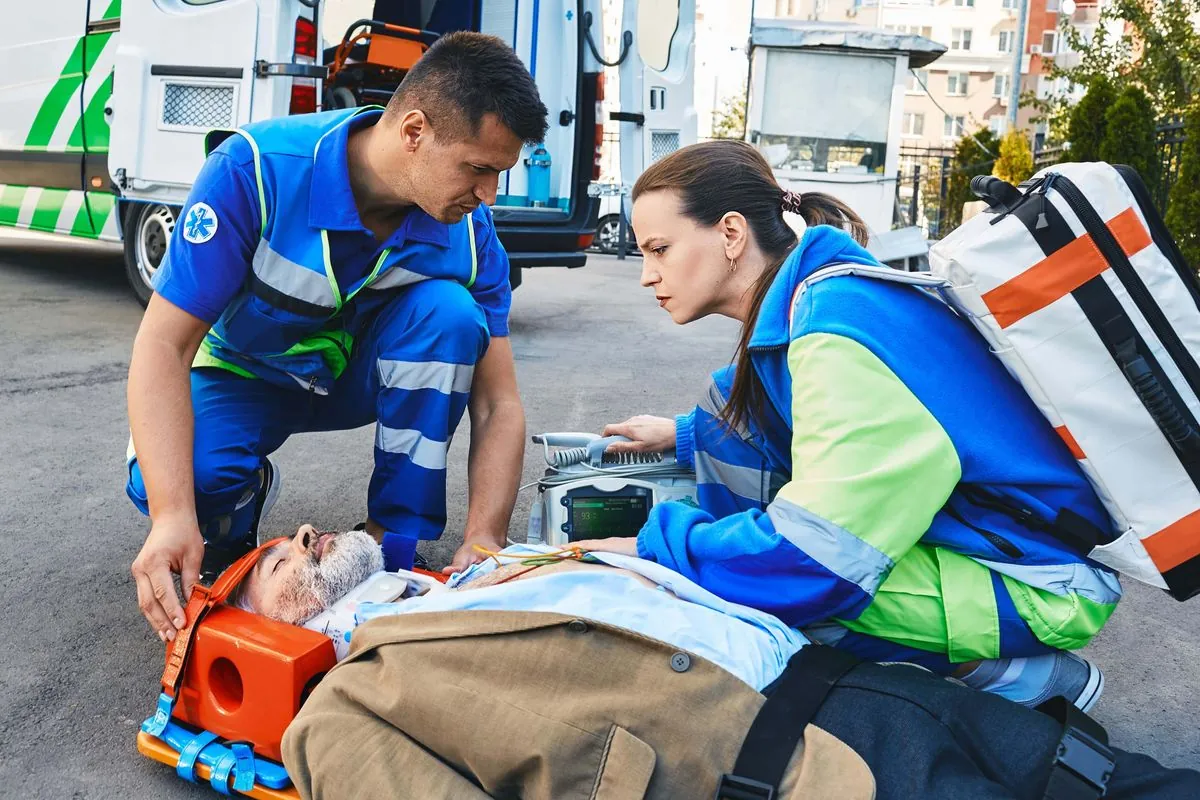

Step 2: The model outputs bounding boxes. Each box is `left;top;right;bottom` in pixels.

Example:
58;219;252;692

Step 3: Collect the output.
235;525;383;624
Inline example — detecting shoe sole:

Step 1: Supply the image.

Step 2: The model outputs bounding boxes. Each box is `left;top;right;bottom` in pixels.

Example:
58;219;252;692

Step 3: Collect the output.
253;457;282;542
1072;660;1105;714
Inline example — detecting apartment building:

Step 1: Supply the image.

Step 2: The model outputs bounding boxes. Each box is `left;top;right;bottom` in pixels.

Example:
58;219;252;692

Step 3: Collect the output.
766;0;1071;148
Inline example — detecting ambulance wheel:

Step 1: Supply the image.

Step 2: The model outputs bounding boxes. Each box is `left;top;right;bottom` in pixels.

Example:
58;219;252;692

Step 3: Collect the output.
508;264;523;291
595;214;638;256
123;203;177;307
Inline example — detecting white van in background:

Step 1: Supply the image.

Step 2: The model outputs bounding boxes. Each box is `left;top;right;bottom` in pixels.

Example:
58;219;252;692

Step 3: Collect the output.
0;0;694;301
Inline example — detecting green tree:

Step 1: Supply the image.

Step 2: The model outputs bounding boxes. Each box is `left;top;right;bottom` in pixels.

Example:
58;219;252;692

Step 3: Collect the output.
1032;0;1200;136
711;94;746;140
1165;100;1200;271
994;130;1035;184
943;128;999;232
1066;76;1116;162
1100;85;1160;188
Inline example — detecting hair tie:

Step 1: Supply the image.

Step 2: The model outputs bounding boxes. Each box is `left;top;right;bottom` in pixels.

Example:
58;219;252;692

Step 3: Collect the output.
781;189;805;215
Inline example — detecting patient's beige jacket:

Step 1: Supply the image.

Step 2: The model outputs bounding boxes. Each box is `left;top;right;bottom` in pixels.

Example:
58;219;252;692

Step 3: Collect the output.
282;610;874;799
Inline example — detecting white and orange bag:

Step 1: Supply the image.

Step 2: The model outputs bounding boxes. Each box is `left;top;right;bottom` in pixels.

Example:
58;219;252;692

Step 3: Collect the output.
806;163;1200;600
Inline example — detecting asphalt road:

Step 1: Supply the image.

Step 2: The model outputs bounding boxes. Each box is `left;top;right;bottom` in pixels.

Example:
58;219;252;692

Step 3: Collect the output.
0;232;1196;799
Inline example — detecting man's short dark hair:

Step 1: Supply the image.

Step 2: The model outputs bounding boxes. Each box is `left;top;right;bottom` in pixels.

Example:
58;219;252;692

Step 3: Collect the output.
388;31;549;145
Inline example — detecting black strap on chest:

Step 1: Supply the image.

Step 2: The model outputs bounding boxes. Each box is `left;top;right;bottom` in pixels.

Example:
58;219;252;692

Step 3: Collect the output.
715;645;859;800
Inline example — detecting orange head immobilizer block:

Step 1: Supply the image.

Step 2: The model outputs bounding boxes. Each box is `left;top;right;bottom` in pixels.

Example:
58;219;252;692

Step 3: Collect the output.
152;538;336;765
170;604;336;763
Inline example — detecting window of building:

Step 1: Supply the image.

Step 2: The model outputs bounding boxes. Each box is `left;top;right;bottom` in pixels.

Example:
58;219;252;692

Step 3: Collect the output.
1002;0;1018;8
989;116;1007;136
1046;0;1060;10
953;0;974;6
903;112;925;136
951;28;973;50
944;114;965;138
998;30;1015;52
1041;31;1058;53
907;69;930;93
993;73;1010;98
947;72;969;96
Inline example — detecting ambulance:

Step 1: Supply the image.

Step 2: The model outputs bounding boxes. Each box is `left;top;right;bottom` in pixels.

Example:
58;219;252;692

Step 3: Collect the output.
0;0;695;302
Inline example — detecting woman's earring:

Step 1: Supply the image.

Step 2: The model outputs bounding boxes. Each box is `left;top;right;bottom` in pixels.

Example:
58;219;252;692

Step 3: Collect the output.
728;258;737;273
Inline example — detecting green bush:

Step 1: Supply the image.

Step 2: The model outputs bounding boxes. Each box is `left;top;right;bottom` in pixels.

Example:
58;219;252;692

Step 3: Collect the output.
994;130;1035;185
1165;100;1200;271
1067;77;1116;162
1100;85;1160;189
943;128;999;232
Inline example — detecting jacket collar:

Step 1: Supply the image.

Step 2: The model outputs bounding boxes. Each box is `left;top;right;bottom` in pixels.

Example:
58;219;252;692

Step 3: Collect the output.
748;225;879;349
308;107;453;248
308;108;382;232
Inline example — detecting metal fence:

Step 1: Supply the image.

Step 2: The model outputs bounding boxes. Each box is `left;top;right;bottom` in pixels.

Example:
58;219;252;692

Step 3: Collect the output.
1031;118;1188;217
898;118;1190;241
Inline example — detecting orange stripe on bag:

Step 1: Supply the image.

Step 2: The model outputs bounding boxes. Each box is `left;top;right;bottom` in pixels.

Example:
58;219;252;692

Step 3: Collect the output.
1055;425;1086;460
1142;508;1200;573
983;207;1153;329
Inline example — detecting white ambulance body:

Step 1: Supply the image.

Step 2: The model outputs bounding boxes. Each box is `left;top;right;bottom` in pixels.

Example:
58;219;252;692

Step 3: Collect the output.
0;0;695;302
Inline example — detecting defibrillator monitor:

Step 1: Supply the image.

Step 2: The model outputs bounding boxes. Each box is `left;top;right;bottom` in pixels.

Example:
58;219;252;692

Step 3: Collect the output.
529;433;697;547
563;487;652;540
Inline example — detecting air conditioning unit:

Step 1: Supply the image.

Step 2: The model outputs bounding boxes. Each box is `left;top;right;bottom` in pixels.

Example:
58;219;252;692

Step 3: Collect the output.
1029;44;1043;54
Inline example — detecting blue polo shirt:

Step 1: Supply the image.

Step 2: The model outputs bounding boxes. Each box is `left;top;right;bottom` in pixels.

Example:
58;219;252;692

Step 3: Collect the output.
152;109;512;337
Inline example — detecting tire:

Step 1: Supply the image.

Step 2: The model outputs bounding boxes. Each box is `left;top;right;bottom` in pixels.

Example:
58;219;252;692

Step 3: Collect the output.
123;202;177;306
595;214;638;256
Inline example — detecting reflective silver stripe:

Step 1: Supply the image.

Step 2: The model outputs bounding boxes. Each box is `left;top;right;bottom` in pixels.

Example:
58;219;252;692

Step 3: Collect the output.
696;375;752;440
767;496;895;597
378;359;474;395
375;426;448;470
253;239;336;309
367;266;430;291
972;558;1123;605
695;451;768;502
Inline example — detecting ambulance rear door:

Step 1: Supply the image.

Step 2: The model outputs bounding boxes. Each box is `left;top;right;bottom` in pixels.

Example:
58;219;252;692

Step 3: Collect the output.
616;0;697;206
108;0;262;205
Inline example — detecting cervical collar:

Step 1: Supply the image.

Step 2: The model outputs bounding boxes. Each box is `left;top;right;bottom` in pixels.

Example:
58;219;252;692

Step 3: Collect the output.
302;569;448;659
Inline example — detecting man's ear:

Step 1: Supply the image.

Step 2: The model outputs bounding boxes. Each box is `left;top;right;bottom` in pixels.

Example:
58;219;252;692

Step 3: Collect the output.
397;109;430;153
719;212;750;262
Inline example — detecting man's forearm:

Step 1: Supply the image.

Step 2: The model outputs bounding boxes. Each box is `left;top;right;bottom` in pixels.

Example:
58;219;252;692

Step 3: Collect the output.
463;398;525;543
128;337;198;524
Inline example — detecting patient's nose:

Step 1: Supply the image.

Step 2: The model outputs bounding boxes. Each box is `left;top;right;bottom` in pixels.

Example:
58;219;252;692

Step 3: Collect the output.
294;524;318;553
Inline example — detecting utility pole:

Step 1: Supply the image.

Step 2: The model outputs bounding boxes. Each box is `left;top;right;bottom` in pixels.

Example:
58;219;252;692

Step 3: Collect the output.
1007;0;1032;132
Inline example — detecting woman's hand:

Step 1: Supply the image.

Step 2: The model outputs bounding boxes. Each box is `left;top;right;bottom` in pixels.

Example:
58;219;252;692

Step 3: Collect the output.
602;415;676;453
575;537;640;557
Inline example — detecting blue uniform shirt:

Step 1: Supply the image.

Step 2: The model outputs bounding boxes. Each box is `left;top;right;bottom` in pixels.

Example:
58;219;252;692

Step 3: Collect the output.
153;109;512;337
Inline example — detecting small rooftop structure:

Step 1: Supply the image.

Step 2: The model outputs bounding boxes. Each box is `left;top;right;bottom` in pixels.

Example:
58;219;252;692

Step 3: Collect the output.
749;19;946;69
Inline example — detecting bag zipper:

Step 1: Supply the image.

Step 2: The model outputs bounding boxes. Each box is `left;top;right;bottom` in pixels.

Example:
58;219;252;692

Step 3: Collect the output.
1049;173;1200;402
943;501;1025;559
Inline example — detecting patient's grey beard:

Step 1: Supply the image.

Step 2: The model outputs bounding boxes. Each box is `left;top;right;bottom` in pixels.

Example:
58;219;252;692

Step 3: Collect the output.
272;530;384;624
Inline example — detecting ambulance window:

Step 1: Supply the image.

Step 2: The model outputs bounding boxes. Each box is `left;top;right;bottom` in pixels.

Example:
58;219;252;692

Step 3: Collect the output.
753;50;893;175
637;0;682;72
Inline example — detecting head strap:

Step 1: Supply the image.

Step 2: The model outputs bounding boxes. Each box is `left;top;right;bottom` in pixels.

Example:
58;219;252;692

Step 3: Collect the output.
159;537;289;700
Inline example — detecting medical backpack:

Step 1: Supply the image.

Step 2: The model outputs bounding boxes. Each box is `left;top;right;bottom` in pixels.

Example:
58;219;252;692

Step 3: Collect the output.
805;162;1200;600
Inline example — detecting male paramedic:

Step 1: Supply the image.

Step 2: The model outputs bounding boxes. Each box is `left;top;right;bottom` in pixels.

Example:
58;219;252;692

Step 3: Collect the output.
223;525;1199;800
126;32;548;643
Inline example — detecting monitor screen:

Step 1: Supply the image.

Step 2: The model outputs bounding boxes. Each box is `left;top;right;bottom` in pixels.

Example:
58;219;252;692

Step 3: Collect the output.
569;495;650;540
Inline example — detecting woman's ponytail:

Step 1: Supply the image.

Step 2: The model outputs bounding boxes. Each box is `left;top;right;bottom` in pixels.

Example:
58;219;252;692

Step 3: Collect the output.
781;189;870;246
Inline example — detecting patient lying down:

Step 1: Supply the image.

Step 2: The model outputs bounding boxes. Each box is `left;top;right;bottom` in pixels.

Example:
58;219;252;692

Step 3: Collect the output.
230;524;804;689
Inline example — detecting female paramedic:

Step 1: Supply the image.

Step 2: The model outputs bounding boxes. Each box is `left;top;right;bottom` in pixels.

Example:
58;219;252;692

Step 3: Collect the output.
584;140;1121;711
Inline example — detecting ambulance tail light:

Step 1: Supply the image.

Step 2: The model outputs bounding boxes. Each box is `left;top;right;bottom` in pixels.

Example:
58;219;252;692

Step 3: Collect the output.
290;16;319;115
593;74;605;180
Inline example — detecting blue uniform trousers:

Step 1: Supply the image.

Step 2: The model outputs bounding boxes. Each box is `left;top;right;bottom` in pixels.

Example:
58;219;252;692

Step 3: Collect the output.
127;280;489;569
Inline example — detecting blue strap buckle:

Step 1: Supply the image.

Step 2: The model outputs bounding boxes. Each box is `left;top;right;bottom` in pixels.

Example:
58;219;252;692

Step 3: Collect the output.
176;729;220;783
230;742;257;792
142;692;175;738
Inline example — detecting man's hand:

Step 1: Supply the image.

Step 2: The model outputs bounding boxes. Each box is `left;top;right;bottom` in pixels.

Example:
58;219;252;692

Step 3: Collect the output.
574;537;640;557
442;531;507;576
602;415;676;453
131;515;204;641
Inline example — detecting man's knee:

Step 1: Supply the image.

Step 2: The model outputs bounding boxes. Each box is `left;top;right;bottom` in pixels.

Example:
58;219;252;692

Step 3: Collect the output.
375;280;489;363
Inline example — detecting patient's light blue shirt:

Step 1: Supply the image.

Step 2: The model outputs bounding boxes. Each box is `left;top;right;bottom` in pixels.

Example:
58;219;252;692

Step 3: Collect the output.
355;545;809;690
